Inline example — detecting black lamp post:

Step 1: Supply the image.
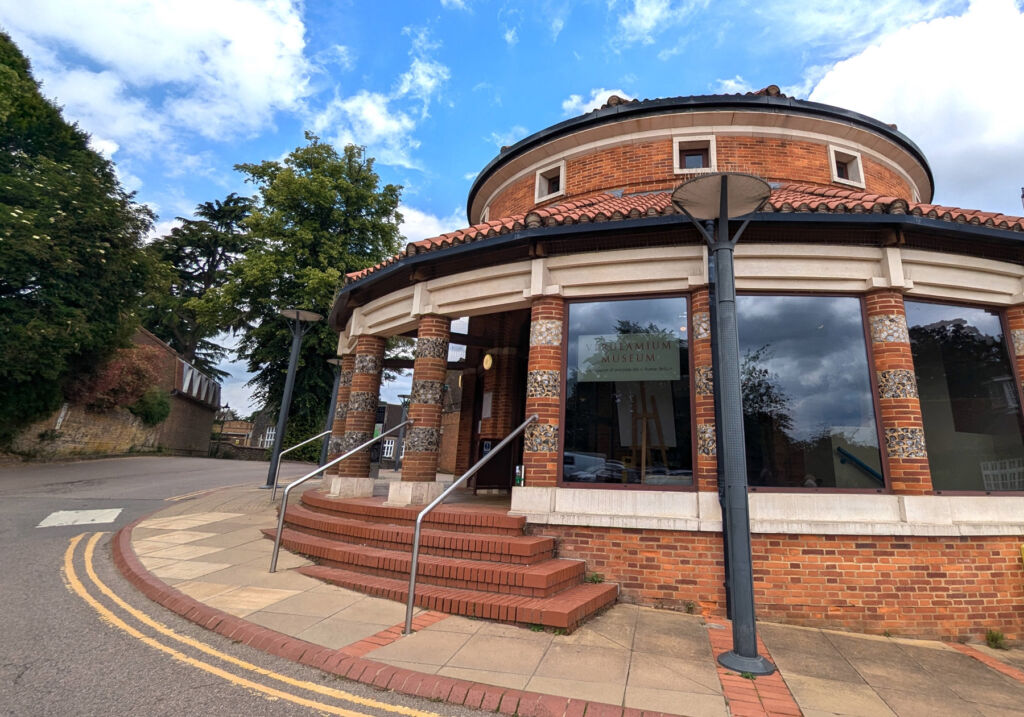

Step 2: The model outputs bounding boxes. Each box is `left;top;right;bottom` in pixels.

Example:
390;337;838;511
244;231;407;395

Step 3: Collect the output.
319;357;345;470
671;172;776;675
264;309;323;488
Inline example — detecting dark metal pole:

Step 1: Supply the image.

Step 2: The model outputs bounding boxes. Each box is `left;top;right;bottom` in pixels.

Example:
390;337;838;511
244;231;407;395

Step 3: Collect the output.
265;319;305;488
711;175;774;674
319;363;343;468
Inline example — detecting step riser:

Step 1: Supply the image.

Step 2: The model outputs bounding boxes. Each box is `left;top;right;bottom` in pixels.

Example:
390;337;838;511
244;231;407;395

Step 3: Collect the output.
301;491;525;535
272;532;584;598
285;511;554;565
298;565;618;632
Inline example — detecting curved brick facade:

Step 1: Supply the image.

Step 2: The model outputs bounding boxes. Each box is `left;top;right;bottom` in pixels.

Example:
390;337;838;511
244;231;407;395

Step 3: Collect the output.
485;134;916;219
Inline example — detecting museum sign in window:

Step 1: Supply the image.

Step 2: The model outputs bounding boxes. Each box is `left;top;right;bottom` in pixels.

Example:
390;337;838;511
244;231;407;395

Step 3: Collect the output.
905;301;1024;492
736;295;884;489
563;297;692;487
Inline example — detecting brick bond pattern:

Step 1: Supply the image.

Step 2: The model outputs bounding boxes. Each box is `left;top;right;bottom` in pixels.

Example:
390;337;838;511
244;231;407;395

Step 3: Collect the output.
865;291;932;494
691;289;718;491
487;134;911;219
337;336;384;478
402;315;450;482
524;298;564;487
536;524;1024;640
327;354;355;470
479;318;519;442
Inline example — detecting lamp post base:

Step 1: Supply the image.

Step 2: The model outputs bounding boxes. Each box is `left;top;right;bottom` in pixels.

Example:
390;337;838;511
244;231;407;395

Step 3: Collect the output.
258;485;273;490
717;651;776;675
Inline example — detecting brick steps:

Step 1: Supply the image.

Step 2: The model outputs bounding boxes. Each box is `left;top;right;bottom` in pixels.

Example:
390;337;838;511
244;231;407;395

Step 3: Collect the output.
269;490;618;632
283;502;554;565
302;490;526;535
297;563;618;631
265;527;585;598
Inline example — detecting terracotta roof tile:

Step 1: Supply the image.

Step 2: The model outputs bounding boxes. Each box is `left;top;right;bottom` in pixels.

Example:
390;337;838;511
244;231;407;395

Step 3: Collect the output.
346;184;1024;282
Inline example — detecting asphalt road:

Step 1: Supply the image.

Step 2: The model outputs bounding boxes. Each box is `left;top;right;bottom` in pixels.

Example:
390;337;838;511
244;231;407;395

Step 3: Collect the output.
0;456;481;716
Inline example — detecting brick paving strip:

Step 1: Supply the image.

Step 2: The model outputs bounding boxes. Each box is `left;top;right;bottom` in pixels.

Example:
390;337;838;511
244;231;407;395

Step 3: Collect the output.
950;643;1024;685
112;518;680;717
705;621;802;717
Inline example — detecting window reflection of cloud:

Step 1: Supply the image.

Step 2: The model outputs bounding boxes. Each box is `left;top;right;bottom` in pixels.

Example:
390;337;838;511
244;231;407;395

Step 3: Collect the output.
906;301;1003;340
738;296;876;443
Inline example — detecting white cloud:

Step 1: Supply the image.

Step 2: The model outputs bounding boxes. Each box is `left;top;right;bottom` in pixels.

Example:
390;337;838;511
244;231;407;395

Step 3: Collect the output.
2;0;310;143
551;17;566;40
561;88;633;116
440;0;468;9
714;75;754;94
504;27;519;45
616;0;705;45
754;0;961;57
311;28;450;169
399;205;468;242
808;0;1024;216
463;171;478;181
486;126;528;148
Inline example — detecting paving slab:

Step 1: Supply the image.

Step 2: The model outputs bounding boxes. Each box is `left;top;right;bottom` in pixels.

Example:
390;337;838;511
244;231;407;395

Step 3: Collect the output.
784;673;898;717
369;628;474;666
623;685;728;717
446;633;551;674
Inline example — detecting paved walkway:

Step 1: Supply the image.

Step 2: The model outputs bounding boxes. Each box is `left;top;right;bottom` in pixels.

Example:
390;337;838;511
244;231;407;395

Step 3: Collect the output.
116;483;1024;717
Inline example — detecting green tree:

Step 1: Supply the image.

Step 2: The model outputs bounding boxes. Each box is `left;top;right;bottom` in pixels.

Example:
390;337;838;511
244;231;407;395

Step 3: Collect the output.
0;33;152;442
142;193;253;377
204;133;402;454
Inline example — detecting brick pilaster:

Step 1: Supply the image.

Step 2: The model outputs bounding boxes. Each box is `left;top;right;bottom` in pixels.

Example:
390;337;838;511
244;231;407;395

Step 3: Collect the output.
865;291;931;494
1007;306;1024;411
401;314;450;482
691;289;718;491
336;335;385;478
327;353;355;470
523;297;564;487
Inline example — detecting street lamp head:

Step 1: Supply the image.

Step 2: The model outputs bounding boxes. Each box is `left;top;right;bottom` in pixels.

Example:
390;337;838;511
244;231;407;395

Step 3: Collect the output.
279;308;323;323
671;172;771;221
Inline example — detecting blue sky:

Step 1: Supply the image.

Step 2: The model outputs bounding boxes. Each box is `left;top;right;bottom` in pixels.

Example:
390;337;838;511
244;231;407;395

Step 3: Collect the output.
3;0;1023;414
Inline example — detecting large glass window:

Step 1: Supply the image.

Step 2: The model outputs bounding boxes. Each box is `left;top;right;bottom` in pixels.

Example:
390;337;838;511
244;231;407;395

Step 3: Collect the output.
906;301;1024;492
563;297;692;486
737;295;884;489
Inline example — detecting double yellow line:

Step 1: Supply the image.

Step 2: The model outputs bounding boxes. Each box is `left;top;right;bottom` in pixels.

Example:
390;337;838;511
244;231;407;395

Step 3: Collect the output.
63;533;443;717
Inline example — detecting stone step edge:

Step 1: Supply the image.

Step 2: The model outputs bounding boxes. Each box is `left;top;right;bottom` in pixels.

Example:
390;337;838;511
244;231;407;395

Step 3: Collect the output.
297;563;619;631
301;489;526;535
283;504;555;564
264;527;585;598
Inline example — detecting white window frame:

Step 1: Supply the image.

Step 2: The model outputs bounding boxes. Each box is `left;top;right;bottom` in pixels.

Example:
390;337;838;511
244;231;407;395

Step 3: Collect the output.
534;160;566;203
382;438;395;459
673;135;717;175
828;144;866;189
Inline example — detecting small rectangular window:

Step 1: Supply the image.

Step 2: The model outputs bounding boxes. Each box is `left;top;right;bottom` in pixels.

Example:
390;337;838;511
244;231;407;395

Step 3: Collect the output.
673;135;716;175
829;145;865;188
535;161;565;203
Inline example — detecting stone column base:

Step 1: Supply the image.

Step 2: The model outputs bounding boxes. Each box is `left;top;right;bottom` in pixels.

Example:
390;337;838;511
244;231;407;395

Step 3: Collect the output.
384;481;448;507
328;476;375;498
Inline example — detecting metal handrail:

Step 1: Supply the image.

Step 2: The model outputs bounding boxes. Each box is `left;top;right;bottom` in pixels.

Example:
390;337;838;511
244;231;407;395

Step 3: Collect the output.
403;414;538;634
270;429;332;502
269;420;411;573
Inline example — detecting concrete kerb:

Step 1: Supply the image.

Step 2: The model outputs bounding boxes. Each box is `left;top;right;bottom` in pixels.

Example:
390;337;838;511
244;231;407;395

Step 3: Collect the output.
111;503;645;717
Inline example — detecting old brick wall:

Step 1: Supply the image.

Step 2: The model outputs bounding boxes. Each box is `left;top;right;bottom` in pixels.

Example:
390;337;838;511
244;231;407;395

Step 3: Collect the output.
534;523;1024;641
483;135;913;219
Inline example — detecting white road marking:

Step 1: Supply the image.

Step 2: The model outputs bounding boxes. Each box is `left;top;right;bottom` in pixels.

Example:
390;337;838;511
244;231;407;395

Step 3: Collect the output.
37;509;122;528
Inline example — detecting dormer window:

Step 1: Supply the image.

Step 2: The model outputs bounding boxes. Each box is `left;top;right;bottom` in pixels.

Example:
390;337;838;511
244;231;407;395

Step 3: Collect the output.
829;145;865;188
535;161;565;203
674;135;716;174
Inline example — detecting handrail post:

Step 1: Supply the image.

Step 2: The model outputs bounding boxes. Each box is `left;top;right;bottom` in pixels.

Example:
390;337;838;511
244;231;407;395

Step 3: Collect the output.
270;420;412;573
270;429;332;502
403;414;537;635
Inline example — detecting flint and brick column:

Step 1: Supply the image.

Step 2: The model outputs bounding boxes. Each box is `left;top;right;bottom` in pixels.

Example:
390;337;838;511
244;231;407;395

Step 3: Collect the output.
329;335;384;498
1008;306;1024;412
388;315;450;505
523;297;564;487
865;290;932;494
691;289;719;492
327;354;355;469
